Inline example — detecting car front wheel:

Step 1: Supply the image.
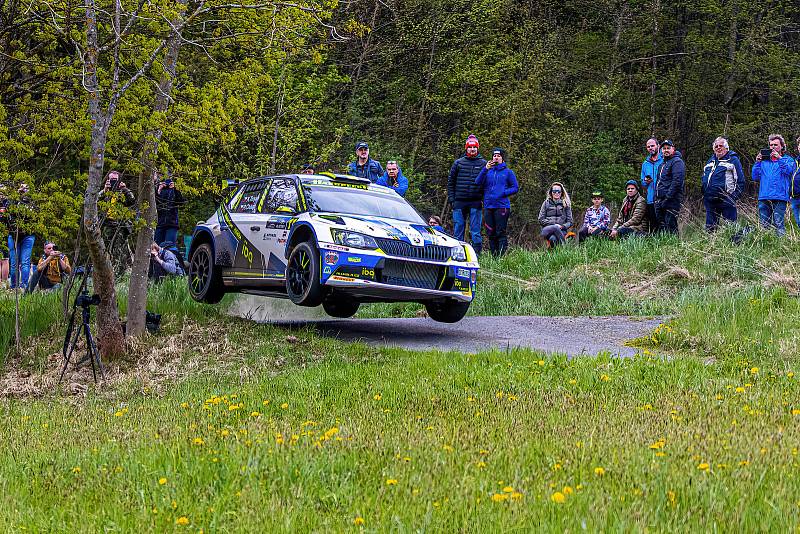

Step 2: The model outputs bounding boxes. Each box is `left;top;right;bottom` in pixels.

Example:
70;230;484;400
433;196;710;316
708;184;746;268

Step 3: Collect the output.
286;241;323;307
188;243;225;304
322;297;360;318
425;300;470;323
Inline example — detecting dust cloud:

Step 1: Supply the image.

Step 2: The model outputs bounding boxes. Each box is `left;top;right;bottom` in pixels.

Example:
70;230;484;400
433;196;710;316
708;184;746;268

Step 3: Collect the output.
227;294;328;323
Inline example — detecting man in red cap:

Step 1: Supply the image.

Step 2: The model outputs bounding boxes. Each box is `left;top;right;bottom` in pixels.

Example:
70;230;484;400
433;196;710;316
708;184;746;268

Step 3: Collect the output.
447;134;487;253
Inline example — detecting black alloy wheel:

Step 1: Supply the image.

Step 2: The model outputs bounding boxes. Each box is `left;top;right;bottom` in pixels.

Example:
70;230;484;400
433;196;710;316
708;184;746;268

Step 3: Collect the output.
188;243;225;304
286;241;323;306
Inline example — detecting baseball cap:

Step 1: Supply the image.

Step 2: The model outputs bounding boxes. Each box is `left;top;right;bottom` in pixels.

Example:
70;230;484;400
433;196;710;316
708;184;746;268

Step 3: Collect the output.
591;190;603;198
355;141;369;150
660;139;675;147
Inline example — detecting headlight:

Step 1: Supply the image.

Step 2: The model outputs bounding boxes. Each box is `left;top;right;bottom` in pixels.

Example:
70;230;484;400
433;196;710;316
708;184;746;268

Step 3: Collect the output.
331;229;378;249
450;246;467;261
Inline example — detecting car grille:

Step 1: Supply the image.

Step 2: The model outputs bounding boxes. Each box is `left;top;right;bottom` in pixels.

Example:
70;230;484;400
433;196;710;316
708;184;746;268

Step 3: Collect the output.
381;260;440;290
376;238;451;262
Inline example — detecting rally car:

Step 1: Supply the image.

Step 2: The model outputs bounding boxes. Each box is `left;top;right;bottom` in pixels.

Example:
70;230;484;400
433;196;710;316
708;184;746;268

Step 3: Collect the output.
187;173;479;322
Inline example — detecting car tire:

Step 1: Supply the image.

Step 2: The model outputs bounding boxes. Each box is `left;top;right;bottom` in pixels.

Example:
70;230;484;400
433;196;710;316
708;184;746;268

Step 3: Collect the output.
425;300;470;323
188;243;225;304
322;298;360;318
286;241;323;307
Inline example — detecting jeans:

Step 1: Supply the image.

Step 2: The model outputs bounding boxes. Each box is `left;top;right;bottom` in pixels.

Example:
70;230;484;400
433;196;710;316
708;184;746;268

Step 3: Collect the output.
704;195;737;231
483;208;510;256
645;203;658;234
7;234;35;289
654;204;679;234
154;226;179;246
758;200;787;237
789;198;800;227
541;224;567;246
578;226;606;242
452;207;483;253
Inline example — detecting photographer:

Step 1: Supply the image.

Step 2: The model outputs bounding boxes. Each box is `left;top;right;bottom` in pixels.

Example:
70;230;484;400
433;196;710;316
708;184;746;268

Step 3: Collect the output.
376;161;409;197
752;134;793;236
29;241;72;292
100;170;136;276
149;241;184;282
2;182;36;290
155;173;185;245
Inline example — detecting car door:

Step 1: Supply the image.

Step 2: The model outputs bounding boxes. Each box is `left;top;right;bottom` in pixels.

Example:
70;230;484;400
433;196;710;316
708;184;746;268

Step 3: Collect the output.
228;179;270;280
258;176;300;279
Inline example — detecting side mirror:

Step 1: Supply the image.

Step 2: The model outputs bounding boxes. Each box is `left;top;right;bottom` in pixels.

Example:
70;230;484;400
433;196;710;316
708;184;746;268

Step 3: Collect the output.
276;205;296;214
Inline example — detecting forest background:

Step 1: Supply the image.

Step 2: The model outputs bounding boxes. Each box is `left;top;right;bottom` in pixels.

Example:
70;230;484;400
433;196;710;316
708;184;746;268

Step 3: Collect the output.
1;0;800;251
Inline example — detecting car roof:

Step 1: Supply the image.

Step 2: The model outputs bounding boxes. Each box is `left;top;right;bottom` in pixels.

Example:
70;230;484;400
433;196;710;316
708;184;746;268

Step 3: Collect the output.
235;173;374;187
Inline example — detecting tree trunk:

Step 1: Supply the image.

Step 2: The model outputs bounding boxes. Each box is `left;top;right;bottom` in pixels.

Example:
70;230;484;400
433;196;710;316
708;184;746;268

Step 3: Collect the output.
84;0;124;357
126;0;186;336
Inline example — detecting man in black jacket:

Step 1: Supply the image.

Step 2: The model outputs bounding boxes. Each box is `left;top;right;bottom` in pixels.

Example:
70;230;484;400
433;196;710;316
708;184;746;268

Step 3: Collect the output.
447;134;486;254
654;139;685;234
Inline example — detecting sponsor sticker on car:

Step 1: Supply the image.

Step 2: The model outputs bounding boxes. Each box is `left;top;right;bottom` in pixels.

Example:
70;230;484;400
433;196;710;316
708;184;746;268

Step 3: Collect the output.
324;251;339;265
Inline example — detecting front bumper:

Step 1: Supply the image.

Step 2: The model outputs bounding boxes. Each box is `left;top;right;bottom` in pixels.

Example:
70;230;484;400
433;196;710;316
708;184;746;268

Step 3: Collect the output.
325;277;474;302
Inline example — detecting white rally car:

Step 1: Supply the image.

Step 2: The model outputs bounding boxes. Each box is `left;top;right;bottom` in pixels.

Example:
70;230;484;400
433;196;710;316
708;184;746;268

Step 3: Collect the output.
187;173;479;322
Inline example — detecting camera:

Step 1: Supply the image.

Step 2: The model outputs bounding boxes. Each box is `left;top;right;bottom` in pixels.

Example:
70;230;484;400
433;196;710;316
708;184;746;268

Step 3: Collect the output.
76;292;101;307
760;148;772;158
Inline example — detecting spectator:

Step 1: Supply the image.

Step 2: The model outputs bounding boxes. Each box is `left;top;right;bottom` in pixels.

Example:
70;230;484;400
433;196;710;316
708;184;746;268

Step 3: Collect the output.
474;148;519;256
538;182;573;247
100;170;136;276
347;141;383;182
640;137;662;233
428;215;446;234
654;140;685;234
377;160;409;196
610;180;648;239
149;241;184;282
155;173;185;246
29;241;71;292
447;134;487;254
578;190;610;242
300;163;315;175
752;134;794;237
701;136;744;232
787;136;800;227
2;182;36;290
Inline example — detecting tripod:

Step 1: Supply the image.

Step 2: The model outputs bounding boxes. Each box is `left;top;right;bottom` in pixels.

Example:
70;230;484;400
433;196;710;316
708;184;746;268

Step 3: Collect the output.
59;289;105;384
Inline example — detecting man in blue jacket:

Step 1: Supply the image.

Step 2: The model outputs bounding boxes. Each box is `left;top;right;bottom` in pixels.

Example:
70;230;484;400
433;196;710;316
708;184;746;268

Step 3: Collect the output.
475;147;519;256
448;134;486;254
640;137;662;234
654;140;685;234
376;160;409;197
347;141;383;182
752;134;793;237
701;136;744;232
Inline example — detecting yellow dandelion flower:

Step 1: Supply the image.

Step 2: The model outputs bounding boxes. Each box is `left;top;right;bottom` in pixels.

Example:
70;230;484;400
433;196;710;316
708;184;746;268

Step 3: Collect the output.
600;374;610;382
476;461;486;468
386;478;398;486
791;409;800;416
551;491;566;503
787;371;795;378
738;460;750;466
502;486;514;493
373;394;382;401
192;437;204;445
250;411;260;417
697;462;710;471
180;402;189;409
491;493;508;502
563;486;574;495
158;477;167;485
553;462;562;470
175;516;189;525
324;427;339;439
511;492;523;501
71;466;81;474
353;517;365;526
750;367;759;375
594;467;606;476
280;403;288;409
537;360;545;366
569;379;577;385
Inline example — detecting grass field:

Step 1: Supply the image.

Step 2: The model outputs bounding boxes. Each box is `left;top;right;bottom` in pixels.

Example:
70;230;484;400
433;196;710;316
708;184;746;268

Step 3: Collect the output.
2;227;800;530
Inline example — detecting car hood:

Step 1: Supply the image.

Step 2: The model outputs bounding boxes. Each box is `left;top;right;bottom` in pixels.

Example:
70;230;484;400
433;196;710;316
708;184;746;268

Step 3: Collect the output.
311;212;462;248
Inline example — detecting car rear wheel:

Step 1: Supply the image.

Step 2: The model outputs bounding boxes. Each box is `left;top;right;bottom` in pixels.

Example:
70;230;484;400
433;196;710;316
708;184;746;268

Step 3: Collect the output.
188;243;225;304
322;298;360;318
425;300;470;323
286;241;323;307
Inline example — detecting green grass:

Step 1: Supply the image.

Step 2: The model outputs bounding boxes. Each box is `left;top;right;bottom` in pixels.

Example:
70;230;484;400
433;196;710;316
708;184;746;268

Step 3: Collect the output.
3;226;800;530
1;321;799;531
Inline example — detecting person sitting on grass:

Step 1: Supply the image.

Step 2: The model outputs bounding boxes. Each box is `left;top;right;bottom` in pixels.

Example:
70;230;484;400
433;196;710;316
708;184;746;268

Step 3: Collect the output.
578;190;610;242
28;241;71;292
610;180;648;239
149;241;184;282
538;182;573;248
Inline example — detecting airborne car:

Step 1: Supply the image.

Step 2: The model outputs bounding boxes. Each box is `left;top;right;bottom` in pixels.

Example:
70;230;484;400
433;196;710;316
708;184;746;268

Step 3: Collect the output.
187;173;479;322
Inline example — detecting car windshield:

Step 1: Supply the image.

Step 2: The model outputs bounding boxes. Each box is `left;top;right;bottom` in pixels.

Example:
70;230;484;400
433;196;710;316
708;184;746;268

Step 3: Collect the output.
303;185;425;224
